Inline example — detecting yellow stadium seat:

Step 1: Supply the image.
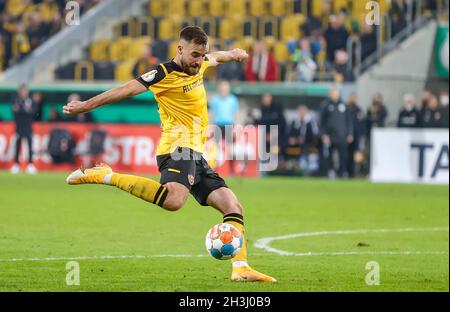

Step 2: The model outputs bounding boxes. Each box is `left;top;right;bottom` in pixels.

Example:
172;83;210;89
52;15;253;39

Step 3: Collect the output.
158;18;175;40
188;0;206;16
249;0;266;16
75;61;94;81
241;17;258;39
274;42;289;63
353;0;388;17
260;16;279;41
224;0;247;17
270;0;287;16
219;17;237;40
109;38;133;61
235;37;255;51
198;17;218;38
312;0;323;17
208;0;225;17
128;37;152;59
136;17;155;38
115;60;136;82
149;0;165;17
169;41;179;59
334;0;348;12
89;39;111;62
280;14;305;41
166;0;186;17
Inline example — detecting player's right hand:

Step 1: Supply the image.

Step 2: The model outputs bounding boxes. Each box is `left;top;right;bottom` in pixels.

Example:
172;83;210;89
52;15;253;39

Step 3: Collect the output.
63;101;88;115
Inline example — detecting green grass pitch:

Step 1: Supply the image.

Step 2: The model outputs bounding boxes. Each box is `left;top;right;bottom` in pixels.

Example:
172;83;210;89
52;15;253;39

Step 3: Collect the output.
0;172;448;292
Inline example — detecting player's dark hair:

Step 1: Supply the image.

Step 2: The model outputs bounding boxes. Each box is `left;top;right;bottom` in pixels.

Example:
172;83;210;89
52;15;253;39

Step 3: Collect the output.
180;26;208;45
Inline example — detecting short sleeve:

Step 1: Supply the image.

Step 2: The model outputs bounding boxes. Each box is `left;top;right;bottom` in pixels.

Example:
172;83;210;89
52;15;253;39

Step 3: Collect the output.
135;65;167;89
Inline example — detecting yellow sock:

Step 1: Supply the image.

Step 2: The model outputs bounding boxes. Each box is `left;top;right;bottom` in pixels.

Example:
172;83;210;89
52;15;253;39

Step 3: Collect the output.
109;173;168;207
223;213;248;266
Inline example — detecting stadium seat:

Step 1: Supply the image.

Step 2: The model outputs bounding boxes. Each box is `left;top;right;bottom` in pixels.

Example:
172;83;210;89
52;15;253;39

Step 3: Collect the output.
158;18;176;40
312;0;325;17
168;41;180;59
334;0;348;12
280;14;305;41
188;0;206;16
249;0;266;16
224;0;247;17
74;61;94;81
208;0;225;17
89;39;111;62
274;42;289;63
260;16;280;41
109;38;133;61
166;0;186;17
149;0;165;17
128;37;152;59
219;17;237;41
198;17;218;38
241;17;258;39
270;0;287;16
136;17;155;38
93;62;116;80
235;37;255;51
115;59;136;82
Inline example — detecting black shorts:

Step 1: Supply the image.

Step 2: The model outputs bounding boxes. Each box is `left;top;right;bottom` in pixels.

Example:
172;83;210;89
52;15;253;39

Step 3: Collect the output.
156;147;228;206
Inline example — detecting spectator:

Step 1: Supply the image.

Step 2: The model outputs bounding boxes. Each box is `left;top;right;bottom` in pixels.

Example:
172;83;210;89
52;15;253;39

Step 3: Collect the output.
366;93;388;139
11;84;37;174
132;45;159;78
32;92;44;121
397;93;420;128
347;93;366;178
217;41;245;82
420;95;445;128
26;12;48;51
245;41;278;82
324;14;349;63
360;24;377;62
319;87;353;178
257;93;287;159
292;39;317;82
330;50;354;82
210;81;240;175
439;91;449;128
390;0;408;37
286;105;320;175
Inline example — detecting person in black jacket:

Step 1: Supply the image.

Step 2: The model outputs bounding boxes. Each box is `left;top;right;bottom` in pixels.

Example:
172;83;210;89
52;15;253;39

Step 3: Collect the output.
11;84;37;174
320;87;353;178
420;95;446;128
347;93;366;178
397;93;420;128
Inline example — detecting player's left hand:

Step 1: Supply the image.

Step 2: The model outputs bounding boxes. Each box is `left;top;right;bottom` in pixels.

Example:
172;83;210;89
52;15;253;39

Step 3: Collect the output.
63;101;88;115
232;48;248;62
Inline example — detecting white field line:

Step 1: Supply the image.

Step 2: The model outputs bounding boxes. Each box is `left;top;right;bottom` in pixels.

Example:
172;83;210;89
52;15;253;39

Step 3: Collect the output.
0;228;448;262
254;227;450;256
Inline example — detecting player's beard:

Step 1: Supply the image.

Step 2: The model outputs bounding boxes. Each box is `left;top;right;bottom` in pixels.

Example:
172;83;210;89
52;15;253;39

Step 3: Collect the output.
181;58;200;76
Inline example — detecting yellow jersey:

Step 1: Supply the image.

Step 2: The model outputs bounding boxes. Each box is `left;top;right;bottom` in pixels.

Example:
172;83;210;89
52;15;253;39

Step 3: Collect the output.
137;59;210;156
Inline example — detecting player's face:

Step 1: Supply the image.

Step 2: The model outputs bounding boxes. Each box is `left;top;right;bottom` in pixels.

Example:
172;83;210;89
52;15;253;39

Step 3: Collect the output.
180;42;209;76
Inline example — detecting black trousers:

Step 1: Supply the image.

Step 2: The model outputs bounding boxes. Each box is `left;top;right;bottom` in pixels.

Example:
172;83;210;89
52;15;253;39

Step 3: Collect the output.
325;141;349;177
14;132;33;164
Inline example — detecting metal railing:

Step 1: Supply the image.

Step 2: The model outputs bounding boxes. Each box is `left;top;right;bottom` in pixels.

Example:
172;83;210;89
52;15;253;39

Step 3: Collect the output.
349;0;447;78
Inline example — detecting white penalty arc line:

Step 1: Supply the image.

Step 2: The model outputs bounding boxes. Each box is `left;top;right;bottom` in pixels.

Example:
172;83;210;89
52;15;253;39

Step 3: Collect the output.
0;228;448;262
254;227;450;257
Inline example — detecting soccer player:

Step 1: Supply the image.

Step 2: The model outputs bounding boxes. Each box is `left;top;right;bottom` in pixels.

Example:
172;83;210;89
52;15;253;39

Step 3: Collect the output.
64;26;276;283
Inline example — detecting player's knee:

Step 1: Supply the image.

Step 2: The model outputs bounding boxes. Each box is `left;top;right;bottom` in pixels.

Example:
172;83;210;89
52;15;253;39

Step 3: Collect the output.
161;193;186;212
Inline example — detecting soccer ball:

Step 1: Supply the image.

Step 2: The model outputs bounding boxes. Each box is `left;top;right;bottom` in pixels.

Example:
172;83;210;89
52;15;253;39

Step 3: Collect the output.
205;223;243;260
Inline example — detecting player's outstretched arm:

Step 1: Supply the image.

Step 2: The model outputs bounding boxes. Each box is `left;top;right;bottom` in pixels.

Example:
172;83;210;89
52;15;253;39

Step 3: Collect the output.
63;79;147;115
206;48;248;67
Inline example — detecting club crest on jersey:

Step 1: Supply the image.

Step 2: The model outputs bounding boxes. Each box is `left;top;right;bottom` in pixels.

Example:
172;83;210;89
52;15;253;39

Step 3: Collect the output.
188;174;195;186
142;70;157;82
